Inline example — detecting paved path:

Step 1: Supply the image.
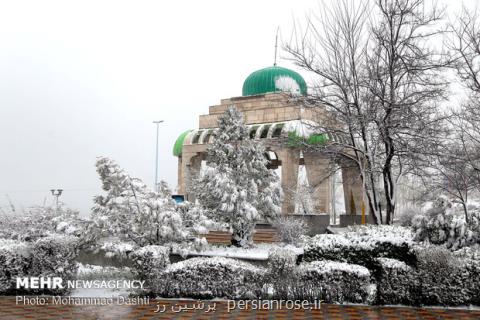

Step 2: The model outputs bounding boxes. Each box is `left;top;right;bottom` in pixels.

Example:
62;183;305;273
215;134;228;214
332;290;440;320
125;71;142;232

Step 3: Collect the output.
1;297;479;319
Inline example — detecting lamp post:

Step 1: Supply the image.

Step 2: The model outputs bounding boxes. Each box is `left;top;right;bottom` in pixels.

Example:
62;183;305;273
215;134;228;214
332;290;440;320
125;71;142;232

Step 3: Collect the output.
50;189;63;212
153;120;164;192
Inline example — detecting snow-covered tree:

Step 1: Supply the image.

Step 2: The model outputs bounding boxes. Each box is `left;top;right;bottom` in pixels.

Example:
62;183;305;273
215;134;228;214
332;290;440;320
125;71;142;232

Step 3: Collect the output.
285;0;450;224
194;107;281;247
412;197;480;250
92;157;210;248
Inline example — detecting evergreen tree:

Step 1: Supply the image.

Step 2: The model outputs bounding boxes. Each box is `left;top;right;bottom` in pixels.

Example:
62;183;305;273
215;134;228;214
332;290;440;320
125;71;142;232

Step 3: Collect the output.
195;107;281;247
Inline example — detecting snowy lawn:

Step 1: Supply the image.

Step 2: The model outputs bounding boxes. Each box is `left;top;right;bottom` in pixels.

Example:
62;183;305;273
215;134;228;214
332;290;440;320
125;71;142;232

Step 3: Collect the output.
173;243;303;260
71;263;135;298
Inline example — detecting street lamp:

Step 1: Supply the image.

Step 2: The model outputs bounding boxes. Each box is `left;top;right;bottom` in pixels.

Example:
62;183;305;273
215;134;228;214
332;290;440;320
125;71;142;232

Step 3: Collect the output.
50;189;63;211
153;120;164;192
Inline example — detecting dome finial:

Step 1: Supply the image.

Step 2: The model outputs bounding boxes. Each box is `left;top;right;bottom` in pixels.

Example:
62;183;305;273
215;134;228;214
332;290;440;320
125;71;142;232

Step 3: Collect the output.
274;26;279;66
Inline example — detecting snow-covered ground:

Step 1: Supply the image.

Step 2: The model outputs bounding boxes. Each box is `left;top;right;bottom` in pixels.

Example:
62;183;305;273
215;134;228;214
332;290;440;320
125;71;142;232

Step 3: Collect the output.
71;263;134;298
174;243;303;260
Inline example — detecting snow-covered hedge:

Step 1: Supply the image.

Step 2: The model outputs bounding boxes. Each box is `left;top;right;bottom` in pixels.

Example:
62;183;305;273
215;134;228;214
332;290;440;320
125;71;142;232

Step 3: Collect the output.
0;240;31;294
0;236;78;295
30;235;78;294
303;225;415;267
265;247;300;300
295;260;371;303
373;246;480;306
411;245;480;306
154;257;265;299
373;258;416;305
267;247;297;282
131;245;170;291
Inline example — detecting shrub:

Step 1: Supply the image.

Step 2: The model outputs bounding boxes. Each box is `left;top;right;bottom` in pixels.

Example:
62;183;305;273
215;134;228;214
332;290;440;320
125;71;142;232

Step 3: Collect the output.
397;206;423;227
265;247;298;298
272;216;307;245
30;235;78;294
154;257;265;299
99;239;135;259
0;206;85;242
130;245;170;292
373;258;416;305
0;236;78;295
295;260;371;303
412;245;478;306
303;225;415;268
373;245;480;306
0;239;31;294
452;244;480;260
465;259;480;305
412;198;480;250
267;247;297;280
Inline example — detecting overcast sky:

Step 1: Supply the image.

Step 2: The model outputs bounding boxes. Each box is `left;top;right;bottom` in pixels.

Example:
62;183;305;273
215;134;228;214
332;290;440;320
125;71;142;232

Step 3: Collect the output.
0;0;477;216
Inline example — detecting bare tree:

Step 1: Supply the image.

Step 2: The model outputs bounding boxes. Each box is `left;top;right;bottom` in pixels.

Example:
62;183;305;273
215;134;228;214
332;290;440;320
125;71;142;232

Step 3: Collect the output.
285;0;449;224
367;0;450;223
426;140;476;221
448;6;480;190
424;6;480;220
286;0;384;224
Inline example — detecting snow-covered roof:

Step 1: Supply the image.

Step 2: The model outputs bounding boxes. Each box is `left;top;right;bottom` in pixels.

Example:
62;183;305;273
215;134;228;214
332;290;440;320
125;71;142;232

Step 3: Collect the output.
173;119;347;156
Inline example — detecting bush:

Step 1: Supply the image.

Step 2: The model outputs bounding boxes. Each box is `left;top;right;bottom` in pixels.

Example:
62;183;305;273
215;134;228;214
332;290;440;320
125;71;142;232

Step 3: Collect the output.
295;260;371;303
373;258;416;305
0;205;85;242
0;239;31;294
452;244;480;260
412;198;480;250
30;235;78;294
98;238;135;259
303;225;415;268
465;259;480;305
0;236;78;295
154;257;265;299
412;245;478;306
372;245;480;306
397;206;423;227
265;247;298;298
267;247;297;280
272;216;307;245
130;245;170;292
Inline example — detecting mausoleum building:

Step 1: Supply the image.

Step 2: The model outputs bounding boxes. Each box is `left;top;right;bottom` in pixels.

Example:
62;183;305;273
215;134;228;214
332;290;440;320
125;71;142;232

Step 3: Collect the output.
173;65;365;227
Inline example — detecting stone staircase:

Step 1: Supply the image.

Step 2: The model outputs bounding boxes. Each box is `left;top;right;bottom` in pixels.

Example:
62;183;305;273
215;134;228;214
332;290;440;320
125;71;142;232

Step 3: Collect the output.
200;228;279;245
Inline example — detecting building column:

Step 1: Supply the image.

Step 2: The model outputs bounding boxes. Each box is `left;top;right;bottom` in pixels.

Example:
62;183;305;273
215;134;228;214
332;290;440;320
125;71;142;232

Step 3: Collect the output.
341;161;363;215
304;152;332;214
180;152;203;201
177;156;183;194
276;148;300;215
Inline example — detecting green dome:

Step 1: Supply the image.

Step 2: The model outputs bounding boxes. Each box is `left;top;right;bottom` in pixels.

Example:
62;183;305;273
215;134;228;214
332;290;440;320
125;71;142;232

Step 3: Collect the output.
242;66;307;96
173;130;192;157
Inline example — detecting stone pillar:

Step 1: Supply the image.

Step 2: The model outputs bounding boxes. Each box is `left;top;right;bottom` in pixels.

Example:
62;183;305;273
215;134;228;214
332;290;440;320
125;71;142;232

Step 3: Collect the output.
180;152;203;201
341;162;363;215
177;156;183;194
304;152;332;213
276;148;300;215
